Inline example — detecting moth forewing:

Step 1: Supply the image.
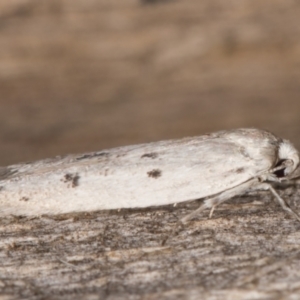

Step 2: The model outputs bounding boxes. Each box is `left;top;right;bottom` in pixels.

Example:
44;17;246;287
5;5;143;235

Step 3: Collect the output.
0;128;299;221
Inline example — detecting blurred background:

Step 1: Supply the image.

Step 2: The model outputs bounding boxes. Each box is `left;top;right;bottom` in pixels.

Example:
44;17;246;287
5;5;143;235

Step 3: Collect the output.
1;0;300;165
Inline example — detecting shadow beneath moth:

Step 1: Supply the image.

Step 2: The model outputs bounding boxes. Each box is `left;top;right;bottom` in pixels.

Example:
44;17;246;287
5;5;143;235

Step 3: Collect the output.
0;128;299;222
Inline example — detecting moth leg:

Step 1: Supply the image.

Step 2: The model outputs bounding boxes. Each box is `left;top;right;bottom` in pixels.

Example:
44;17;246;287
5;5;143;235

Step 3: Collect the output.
180;178;259;224
258;183;300;222
209;205;216;219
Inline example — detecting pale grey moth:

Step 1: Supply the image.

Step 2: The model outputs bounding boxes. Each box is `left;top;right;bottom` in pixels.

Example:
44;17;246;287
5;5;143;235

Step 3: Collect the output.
0;128;299;222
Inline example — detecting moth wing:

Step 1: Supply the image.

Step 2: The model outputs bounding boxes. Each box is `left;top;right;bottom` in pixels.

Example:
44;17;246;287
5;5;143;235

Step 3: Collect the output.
0;134;276;215
103;136;274;208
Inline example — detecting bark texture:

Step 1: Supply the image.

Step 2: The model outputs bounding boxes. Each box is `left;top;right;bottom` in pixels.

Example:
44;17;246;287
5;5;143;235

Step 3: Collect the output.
1;184;300;299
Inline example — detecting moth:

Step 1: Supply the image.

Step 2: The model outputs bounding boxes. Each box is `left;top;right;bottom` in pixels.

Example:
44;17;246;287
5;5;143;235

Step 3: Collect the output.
0;128;299;222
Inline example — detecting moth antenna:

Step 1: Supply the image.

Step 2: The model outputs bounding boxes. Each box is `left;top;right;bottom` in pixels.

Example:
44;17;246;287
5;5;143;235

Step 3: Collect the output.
259;183;300;222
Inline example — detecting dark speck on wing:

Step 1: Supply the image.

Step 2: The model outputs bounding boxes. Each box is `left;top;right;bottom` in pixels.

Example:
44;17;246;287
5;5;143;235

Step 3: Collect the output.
20;197;29;202
76;152;109;161
63;173;80;187
236;168;245;174
141;153;158;159
147;169;162;178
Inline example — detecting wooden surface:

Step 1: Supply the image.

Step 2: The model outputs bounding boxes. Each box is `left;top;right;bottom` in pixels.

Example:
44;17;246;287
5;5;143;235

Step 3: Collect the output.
1;183;300;299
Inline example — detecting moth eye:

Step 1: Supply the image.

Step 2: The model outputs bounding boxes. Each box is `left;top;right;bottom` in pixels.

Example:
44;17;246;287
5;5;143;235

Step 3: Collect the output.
273;159;294;178
273;160;286;178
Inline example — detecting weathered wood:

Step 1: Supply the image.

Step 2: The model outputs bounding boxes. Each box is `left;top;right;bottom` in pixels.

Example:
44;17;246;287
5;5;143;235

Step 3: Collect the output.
1;182;300;299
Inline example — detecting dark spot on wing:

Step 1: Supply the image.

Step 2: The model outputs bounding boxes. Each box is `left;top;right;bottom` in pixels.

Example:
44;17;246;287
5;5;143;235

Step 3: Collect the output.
0;186;4;191
236;167;245;174
147;169;162;178
63;173;80;187
20;197;29;202
99;168;113;176
76;152;109;161
141;153;158;159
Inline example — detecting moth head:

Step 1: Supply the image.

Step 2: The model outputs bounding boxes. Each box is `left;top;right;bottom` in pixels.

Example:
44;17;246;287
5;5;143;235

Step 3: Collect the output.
277;140;299;178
